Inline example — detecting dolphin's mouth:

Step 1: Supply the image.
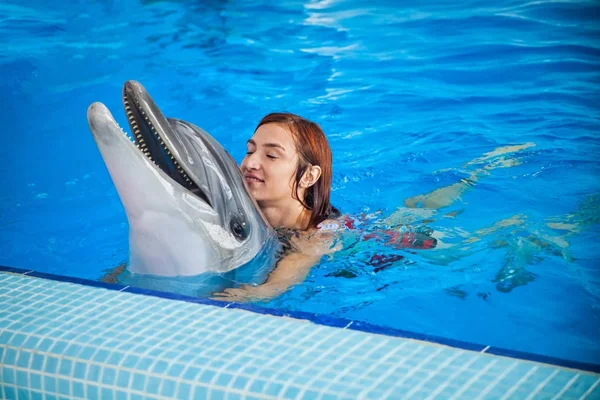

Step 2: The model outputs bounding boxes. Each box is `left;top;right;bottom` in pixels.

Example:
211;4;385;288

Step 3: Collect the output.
121;82;211;206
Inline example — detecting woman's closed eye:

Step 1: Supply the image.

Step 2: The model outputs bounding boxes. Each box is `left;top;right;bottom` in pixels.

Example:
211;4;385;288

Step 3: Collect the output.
267;154;278;159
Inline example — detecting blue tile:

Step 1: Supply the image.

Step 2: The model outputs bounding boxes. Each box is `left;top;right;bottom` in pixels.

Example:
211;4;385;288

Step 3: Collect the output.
23;336;41;349
58;378;71;396
116;370;130;388
183;366;202;380
115;390;128;400
59;358;73;375
85;384;100;399
161;379;177;397
200;369;216;383
64;343;82;357
1;367;15;384
208;388;226;400
50;340;67;354
146;377;161;395
131;344;150;355
16;350;31;368
16;370;29;387
0;330;13;345
29;389;44;400
123;354;139;368
28;370;43;391
73;362;87;380
87;364;101;381
191;385;209;398
284;386;302;398
566;375;599;397
265;381;285;397
302;390;321;398
44;356;59;374
131;373;147;391
35;326;53;337
107;351;125;365
29;352;45;371
250;379;266;393
93;349;110;363
3;387;16;400
135;356;153;370
209;359;227;369
78;346;96;360
231;375;249;391
320;394;341;400
587;381;600;398
9;333;27;347
44;376;57;393
216;373;234;387
152;359;169;374
3;347;17;365
166;362;185;377
176;382;192;399
190;386;208;399
102;367;117;385
241;365;259;375
72;382;85;398
89;336;106;347
101;387;113;399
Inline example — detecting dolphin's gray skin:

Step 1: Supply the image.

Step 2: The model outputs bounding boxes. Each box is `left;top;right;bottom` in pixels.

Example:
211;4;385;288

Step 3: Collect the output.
87;81;279;291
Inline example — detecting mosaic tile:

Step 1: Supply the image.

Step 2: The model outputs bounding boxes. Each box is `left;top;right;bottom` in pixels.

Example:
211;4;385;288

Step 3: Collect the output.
1;271;599;400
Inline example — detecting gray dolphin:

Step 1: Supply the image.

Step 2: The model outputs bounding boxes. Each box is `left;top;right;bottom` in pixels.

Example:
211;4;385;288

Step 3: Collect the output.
87;81;279;293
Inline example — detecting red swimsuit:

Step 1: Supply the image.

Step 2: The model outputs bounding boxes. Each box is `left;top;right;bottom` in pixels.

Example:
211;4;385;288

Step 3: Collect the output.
339;214;437;250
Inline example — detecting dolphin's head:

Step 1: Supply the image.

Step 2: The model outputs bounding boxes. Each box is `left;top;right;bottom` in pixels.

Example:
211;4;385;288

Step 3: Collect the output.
87;81;276;278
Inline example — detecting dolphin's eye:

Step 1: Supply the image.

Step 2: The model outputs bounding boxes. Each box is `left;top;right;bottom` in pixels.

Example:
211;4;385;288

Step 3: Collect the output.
230;217;249;241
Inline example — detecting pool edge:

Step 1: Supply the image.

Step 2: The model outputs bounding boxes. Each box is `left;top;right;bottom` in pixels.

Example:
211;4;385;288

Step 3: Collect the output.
2;264;598;375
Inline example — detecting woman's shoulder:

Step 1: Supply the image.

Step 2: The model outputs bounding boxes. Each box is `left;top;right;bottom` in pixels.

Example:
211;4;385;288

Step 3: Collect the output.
314;206;351;232
316;218;344;232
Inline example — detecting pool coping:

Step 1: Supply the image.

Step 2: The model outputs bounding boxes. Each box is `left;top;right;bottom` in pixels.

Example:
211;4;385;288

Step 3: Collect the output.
2;264;599;375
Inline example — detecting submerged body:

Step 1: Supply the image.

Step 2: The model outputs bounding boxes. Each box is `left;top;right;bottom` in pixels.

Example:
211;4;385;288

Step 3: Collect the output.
87;81;279;291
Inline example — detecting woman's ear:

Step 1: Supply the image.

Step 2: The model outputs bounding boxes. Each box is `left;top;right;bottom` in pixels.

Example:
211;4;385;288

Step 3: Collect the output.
301;165;322;188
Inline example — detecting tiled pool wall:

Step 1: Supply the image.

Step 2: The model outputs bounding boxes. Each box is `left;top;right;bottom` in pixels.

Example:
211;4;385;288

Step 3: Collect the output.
1;265;599;399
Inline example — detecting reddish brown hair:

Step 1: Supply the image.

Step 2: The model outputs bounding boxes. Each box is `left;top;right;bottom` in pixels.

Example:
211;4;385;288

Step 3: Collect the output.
255;112;337;229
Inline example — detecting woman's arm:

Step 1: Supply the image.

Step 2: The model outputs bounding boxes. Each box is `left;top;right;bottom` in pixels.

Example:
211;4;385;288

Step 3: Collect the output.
210;251;322;302
211;221;342;302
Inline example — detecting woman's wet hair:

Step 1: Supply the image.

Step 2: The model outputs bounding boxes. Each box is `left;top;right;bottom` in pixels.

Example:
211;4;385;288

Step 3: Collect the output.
255;112;340;229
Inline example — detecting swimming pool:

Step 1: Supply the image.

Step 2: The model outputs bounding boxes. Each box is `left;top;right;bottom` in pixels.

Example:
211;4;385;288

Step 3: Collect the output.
2;0;599;370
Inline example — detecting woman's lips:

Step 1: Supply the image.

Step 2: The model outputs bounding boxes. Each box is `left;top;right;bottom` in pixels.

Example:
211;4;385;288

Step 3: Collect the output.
244;174;264;184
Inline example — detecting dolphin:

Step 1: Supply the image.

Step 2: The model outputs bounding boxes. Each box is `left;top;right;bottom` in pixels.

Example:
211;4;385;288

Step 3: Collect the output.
86;80;280;294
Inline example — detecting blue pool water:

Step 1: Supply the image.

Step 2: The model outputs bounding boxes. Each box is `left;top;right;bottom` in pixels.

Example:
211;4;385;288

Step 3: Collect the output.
2;0;599;366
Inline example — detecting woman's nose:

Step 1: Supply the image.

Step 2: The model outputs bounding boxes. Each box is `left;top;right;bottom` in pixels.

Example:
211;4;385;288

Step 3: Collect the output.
243;152;260;170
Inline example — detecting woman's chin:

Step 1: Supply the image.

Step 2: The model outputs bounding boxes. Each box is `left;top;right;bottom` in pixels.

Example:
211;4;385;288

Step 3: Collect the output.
248;187;264;201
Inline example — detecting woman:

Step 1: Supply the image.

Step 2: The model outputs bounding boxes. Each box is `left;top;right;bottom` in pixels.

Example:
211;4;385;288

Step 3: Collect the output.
211;112;343;302
210;114;534;302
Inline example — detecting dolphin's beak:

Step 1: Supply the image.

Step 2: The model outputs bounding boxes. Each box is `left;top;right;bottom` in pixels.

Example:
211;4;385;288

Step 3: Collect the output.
121;80;211;206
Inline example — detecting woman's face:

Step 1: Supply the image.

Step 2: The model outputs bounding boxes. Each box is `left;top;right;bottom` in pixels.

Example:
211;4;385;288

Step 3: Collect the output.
240;123;300;205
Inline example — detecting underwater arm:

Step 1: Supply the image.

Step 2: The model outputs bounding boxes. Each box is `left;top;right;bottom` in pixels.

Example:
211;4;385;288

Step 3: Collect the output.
383;143;536;228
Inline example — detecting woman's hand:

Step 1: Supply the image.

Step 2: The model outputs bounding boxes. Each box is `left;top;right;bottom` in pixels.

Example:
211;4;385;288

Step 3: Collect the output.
211;284;280;303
